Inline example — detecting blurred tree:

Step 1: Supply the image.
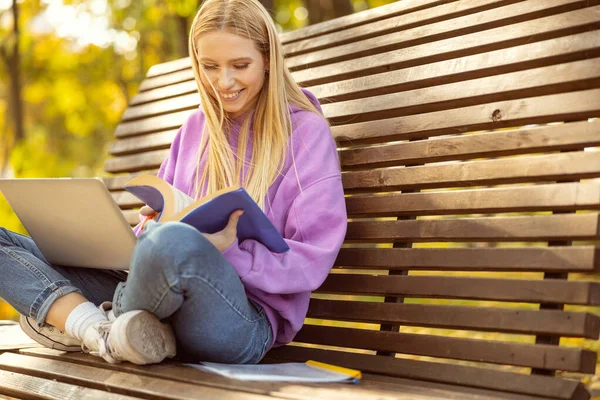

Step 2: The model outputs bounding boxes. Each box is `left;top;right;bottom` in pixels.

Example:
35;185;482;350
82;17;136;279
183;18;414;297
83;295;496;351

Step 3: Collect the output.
0;0;23;177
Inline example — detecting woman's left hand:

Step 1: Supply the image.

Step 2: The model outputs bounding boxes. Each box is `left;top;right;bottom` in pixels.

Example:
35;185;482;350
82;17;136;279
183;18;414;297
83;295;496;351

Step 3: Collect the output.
202;210;244;252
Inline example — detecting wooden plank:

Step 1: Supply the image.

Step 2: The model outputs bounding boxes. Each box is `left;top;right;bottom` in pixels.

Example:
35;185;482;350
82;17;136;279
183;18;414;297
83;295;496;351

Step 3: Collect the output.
138;69;195;92
334;246;599;273
340;121;599;169
284;0;526;57
113;87;600;143
266;346;589;400
287;0;591;70
317;275;600;305
332;89;600;145
310;30;600;102
306;299;600;339
0;370;141;400
0;353;271;400
342;151;600;192
0;352;476;400
291;6;600;86
279;0;451;45
123;209;141;226
109;130;177;156
294;325;596;373
323;58;600;125
344;214;600;243
125;30;600;107
114;110;192;138
345;182;600;217
146;58;191;79
104;149;169;174
119;56;600;125
131;81;197;106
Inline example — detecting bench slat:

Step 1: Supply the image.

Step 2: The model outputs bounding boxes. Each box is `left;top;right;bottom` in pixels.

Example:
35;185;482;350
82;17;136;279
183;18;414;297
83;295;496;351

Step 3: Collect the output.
307;299;600;339
105;149;169;174
311;30;600;103
145;58;191;79
294;325;596;373
126;29;599;108
287;0;594;71
119;56;600;125
131;81;197;106
0;353;270;400
345;182;600;217
334;246;598;273
291;5;600;86
340;121;598;169
325;58;600;125
343;151;600;192
103;171;159;191
138;69;194;92
279;0;447;45
317;275;600;305
284;0;523;57
106;120;599;173
0;370;142;400
345;214;600;243
266;346;587;400
109;130;177;156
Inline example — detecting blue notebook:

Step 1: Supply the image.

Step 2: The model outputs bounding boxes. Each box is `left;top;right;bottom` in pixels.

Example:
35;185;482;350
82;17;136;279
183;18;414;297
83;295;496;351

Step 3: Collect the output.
123;175;289;254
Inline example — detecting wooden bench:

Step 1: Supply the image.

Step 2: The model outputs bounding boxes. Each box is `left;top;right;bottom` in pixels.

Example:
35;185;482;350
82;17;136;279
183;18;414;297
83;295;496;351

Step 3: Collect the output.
2;0;600;398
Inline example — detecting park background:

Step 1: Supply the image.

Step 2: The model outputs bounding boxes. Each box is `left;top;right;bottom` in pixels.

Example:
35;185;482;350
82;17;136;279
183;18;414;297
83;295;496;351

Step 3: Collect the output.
0;0;396;320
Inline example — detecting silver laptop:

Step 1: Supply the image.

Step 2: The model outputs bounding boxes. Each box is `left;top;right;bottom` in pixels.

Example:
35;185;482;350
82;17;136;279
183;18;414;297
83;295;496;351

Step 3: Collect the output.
0;178;137;270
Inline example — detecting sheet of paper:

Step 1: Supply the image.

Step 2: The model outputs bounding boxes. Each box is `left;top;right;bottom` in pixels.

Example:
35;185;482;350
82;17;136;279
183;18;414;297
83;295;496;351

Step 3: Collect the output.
184;362;357;383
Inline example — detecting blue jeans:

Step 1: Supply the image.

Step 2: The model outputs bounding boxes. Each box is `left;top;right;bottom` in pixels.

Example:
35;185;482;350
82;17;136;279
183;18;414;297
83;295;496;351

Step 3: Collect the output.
0;221;272;364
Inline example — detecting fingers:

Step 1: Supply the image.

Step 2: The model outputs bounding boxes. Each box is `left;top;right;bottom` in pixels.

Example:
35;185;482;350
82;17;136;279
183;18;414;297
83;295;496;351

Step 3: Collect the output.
140;205;157;216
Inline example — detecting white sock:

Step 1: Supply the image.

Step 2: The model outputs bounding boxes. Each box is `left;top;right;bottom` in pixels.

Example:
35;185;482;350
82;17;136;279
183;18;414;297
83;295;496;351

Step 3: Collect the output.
65;302;108;340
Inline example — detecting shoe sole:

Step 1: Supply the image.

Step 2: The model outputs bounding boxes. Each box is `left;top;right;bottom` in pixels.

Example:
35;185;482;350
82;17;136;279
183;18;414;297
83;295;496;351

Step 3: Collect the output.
110;310;176;365
19;315;81;352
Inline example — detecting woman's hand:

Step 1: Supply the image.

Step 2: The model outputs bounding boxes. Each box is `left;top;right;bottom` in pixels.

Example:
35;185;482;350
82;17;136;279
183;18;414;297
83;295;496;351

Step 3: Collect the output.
202;210;244;252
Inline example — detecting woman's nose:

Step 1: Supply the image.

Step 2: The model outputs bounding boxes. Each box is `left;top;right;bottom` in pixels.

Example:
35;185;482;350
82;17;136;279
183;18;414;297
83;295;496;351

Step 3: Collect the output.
217;69;234;89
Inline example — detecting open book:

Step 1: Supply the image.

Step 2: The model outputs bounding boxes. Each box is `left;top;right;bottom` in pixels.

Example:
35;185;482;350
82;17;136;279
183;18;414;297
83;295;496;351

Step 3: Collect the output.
124;174;289;253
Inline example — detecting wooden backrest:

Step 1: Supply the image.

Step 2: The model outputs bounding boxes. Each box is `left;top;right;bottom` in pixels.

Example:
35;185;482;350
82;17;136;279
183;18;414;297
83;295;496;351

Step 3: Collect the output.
103;1;600;398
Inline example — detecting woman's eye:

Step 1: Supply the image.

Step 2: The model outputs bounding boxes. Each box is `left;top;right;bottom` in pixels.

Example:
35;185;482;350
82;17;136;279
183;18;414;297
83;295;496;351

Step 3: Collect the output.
234;64;249;70
202;65;218;70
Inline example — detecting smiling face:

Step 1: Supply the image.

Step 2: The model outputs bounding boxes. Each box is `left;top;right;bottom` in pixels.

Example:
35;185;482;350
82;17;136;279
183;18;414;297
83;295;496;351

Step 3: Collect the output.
195;29;267;119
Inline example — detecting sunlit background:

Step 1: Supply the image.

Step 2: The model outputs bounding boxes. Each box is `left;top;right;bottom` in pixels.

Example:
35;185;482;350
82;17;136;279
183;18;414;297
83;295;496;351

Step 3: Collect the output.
0;0;397;319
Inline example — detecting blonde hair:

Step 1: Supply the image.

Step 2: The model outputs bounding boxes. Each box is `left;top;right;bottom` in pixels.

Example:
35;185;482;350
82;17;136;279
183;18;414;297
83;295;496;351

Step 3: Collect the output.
188;0;321;209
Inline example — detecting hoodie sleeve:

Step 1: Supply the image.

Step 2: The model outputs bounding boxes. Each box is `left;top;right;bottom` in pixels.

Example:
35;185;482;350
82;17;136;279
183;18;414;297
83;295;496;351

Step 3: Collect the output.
221;113;347;295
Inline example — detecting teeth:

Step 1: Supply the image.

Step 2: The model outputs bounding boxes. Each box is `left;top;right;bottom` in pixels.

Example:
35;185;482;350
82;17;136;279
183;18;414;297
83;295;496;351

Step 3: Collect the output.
221;90;241;99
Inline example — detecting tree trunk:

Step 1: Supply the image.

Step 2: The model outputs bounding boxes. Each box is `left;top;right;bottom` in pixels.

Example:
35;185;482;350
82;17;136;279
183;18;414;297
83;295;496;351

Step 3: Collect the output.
308;0;354;25
259;0;275;17
0;0;23;176
176;15;189;57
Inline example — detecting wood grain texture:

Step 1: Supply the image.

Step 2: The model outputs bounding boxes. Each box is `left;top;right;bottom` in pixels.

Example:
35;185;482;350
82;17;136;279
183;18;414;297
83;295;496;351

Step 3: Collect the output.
317;274;600;305
266;346;588;400
294;325;596;372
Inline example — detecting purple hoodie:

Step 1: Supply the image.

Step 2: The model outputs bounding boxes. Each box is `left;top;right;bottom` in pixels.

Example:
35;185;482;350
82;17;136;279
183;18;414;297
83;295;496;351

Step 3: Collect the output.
133;89;347;349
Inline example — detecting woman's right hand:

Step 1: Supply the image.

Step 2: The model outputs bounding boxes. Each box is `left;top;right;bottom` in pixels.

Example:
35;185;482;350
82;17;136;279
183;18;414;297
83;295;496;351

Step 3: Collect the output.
140;205;157;216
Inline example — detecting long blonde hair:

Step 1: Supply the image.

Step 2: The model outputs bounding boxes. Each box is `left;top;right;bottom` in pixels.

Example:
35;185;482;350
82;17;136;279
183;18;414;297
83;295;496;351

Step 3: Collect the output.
188;0;321;209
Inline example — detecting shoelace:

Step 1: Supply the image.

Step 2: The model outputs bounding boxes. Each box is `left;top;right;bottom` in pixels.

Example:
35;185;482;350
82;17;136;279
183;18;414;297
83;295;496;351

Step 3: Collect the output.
81;321;122;364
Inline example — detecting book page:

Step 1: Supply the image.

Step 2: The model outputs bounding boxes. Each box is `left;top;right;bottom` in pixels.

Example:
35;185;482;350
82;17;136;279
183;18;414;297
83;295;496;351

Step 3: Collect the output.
170;185;195;215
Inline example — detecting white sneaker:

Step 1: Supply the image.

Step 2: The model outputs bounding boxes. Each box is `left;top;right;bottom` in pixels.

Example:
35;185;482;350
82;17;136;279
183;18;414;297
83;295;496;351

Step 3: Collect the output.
19;314;81;352
99;301;116;322
82;310;176;365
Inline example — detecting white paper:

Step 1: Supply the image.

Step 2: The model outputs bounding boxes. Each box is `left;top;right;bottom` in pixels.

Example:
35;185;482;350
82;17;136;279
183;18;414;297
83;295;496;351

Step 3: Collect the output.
184;362;357;383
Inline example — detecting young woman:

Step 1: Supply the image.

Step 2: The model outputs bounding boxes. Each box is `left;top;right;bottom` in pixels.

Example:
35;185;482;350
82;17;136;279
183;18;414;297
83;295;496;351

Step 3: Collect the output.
0;0;346;365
